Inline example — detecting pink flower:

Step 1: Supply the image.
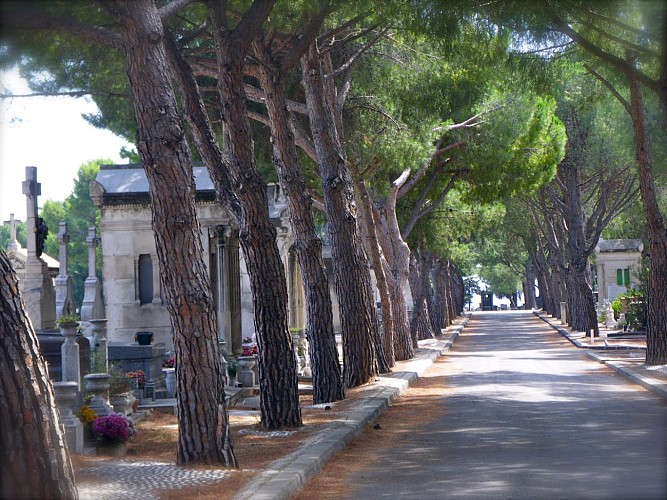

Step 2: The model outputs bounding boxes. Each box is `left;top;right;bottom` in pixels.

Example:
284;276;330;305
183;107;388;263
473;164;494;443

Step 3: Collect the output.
93;414;137;443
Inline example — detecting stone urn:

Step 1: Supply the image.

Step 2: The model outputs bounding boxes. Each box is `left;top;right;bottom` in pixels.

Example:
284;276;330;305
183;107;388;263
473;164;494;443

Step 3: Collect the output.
84;373;114;416
110;391;135;416
237;356;256;388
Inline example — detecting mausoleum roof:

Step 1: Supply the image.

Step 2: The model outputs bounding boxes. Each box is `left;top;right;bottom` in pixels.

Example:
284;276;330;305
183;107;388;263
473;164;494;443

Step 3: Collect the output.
92;164;288;221
595;238;644;253
95;164;215;194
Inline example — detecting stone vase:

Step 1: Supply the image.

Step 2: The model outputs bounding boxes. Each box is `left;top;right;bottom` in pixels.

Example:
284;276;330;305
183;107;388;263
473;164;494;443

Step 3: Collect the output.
84;373;113;417
110;391;135;416
163;368;176;398
237;356;256;388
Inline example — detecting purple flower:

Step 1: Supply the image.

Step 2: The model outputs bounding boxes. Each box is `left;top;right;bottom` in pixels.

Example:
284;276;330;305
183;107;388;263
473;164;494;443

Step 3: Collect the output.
93;414;137;443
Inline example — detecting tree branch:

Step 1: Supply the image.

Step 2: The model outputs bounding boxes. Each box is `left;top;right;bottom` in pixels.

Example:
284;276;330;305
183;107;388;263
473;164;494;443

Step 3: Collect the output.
159;0;196;21
2;4;123;49
553;17;659;93
0;90;130;100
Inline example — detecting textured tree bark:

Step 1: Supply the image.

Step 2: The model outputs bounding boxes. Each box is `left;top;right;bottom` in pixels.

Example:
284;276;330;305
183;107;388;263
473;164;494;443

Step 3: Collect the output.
355;178;396;368
450;264;465;316
302;43;379;387
409;251;435;342
1;249;78;499
206;1;301;427
114;0;237;465
254;42;345;403
523;260;537;310
374;195;413;361
559;160;599;336
627;55;667;365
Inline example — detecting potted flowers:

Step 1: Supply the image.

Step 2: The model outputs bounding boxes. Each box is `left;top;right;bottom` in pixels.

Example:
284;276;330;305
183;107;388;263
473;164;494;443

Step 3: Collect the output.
227;358;238;387
93;413;137;457
108;365;135;416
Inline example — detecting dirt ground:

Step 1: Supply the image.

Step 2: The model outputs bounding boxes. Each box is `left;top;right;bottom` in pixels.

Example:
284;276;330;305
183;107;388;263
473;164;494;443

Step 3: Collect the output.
71;388;379;499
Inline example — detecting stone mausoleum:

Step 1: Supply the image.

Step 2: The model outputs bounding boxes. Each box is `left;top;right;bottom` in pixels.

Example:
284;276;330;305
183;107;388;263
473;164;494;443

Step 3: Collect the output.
594;238;644;306
90;164;307;355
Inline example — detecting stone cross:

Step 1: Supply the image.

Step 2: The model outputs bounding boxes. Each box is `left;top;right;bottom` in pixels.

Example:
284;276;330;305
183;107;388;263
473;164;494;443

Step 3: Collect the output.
21;166;56;330
2;213;22;252
81;226;105;322
57;222;70;276
21;167;40;260
86;227;98;278
55;221;75;320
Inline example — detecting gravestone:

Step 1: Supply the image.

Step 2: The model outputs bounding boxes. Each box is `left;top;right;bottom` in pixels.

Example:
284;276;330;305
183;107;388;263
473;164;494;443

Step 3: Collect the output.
55;222;75;320
80;226;105;322
21;167;56;330
108;342;166;396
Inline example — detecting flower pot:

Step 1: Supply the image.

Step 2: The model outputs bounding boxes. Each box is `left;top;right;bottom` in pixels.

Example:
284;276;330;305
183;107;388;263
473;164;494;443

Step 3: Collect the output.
97;441;127;458
135;331;154;345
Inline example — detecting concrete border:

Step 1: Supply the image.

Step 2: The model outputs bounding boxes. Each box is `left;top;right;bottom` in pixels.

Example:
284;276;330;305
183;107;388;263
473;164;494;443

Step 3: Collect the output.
233;315;470;500
534;311;666;402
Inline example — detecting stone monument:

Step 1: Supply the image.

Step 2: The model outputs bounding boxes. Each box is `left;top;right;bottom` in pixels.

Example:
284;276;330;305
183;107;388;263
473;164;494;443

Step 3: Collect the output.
55;222;75;320
21;167;56;330
3;213;22;252
80;226;105;322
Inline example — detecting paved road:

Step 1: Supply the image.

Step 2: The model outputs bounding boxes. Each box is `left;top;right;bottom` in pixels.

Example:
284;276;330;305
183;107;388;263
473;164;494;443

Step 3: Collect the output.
339;311;667;499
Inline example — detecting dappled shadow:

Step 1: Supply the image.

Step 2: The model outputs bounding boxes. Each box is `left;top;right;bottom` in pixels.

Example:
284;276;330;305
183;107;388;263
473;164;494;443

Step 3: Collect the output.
335;310;667;499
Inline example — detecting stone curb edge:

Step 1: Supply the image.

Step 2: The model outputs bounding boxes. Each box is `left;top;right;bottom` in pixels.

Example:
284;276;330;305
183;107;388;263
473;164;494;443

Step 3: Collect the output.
233;314;470;500
533;311;666;402
584;351;667;401
532;310;646;351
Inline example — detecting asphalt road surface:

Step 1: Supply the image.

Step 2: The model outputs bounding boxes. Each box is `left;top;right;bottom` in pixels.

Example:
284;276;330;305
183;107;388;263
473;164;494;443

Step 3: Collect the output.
335;311;667;499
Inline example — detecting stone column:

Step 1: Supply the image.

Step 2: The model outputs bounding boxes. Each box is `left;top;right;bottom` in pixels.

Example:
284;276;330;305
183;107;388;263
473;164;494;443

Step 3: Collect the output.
3;213;22;252
22;167;56;330
216;226;230;347
55;222;75;320
90;318;109;373
225;227;242;356
80;227;105;321
60;321;81;387
53;382;84;454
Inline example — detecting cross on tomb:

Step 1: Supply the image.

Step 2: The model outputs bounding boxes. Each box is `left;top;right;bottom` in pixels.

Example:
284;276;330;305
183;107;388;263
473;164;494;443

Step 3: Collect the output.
22;167;47;259
3;213;22;250
86;227;99;278
57;222;70;276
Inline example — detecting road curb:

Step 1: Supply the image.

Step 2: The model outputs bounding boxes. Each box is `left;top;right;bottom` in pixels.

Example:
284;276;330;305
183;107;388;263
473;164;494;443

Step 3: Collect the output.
534;311;667;402
585;351;667;401
233;315;469;500
533;310;646;351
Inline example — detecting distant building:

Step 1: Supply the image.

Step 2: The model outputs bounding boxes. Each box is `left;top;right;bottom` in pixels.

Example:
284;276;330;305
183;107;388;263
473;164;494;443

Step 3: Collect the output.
594;238;643;305
90;164;306;354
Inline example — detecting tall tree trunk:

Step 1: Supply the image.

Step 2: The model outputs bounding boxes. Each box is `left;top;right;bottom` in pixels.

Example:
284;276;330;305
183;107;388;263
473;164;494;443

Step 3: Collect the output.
524;260;537;310
560;159;599;335
445;261;457;325
354;177;396;368
409;250;435;342
627;53;667;365
375;194;413;361
254;43;345;403
430;257;448;332
1;250;78;499
450;264;465;316
114;0;236;465
207;1;301;428
302;43;379;387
